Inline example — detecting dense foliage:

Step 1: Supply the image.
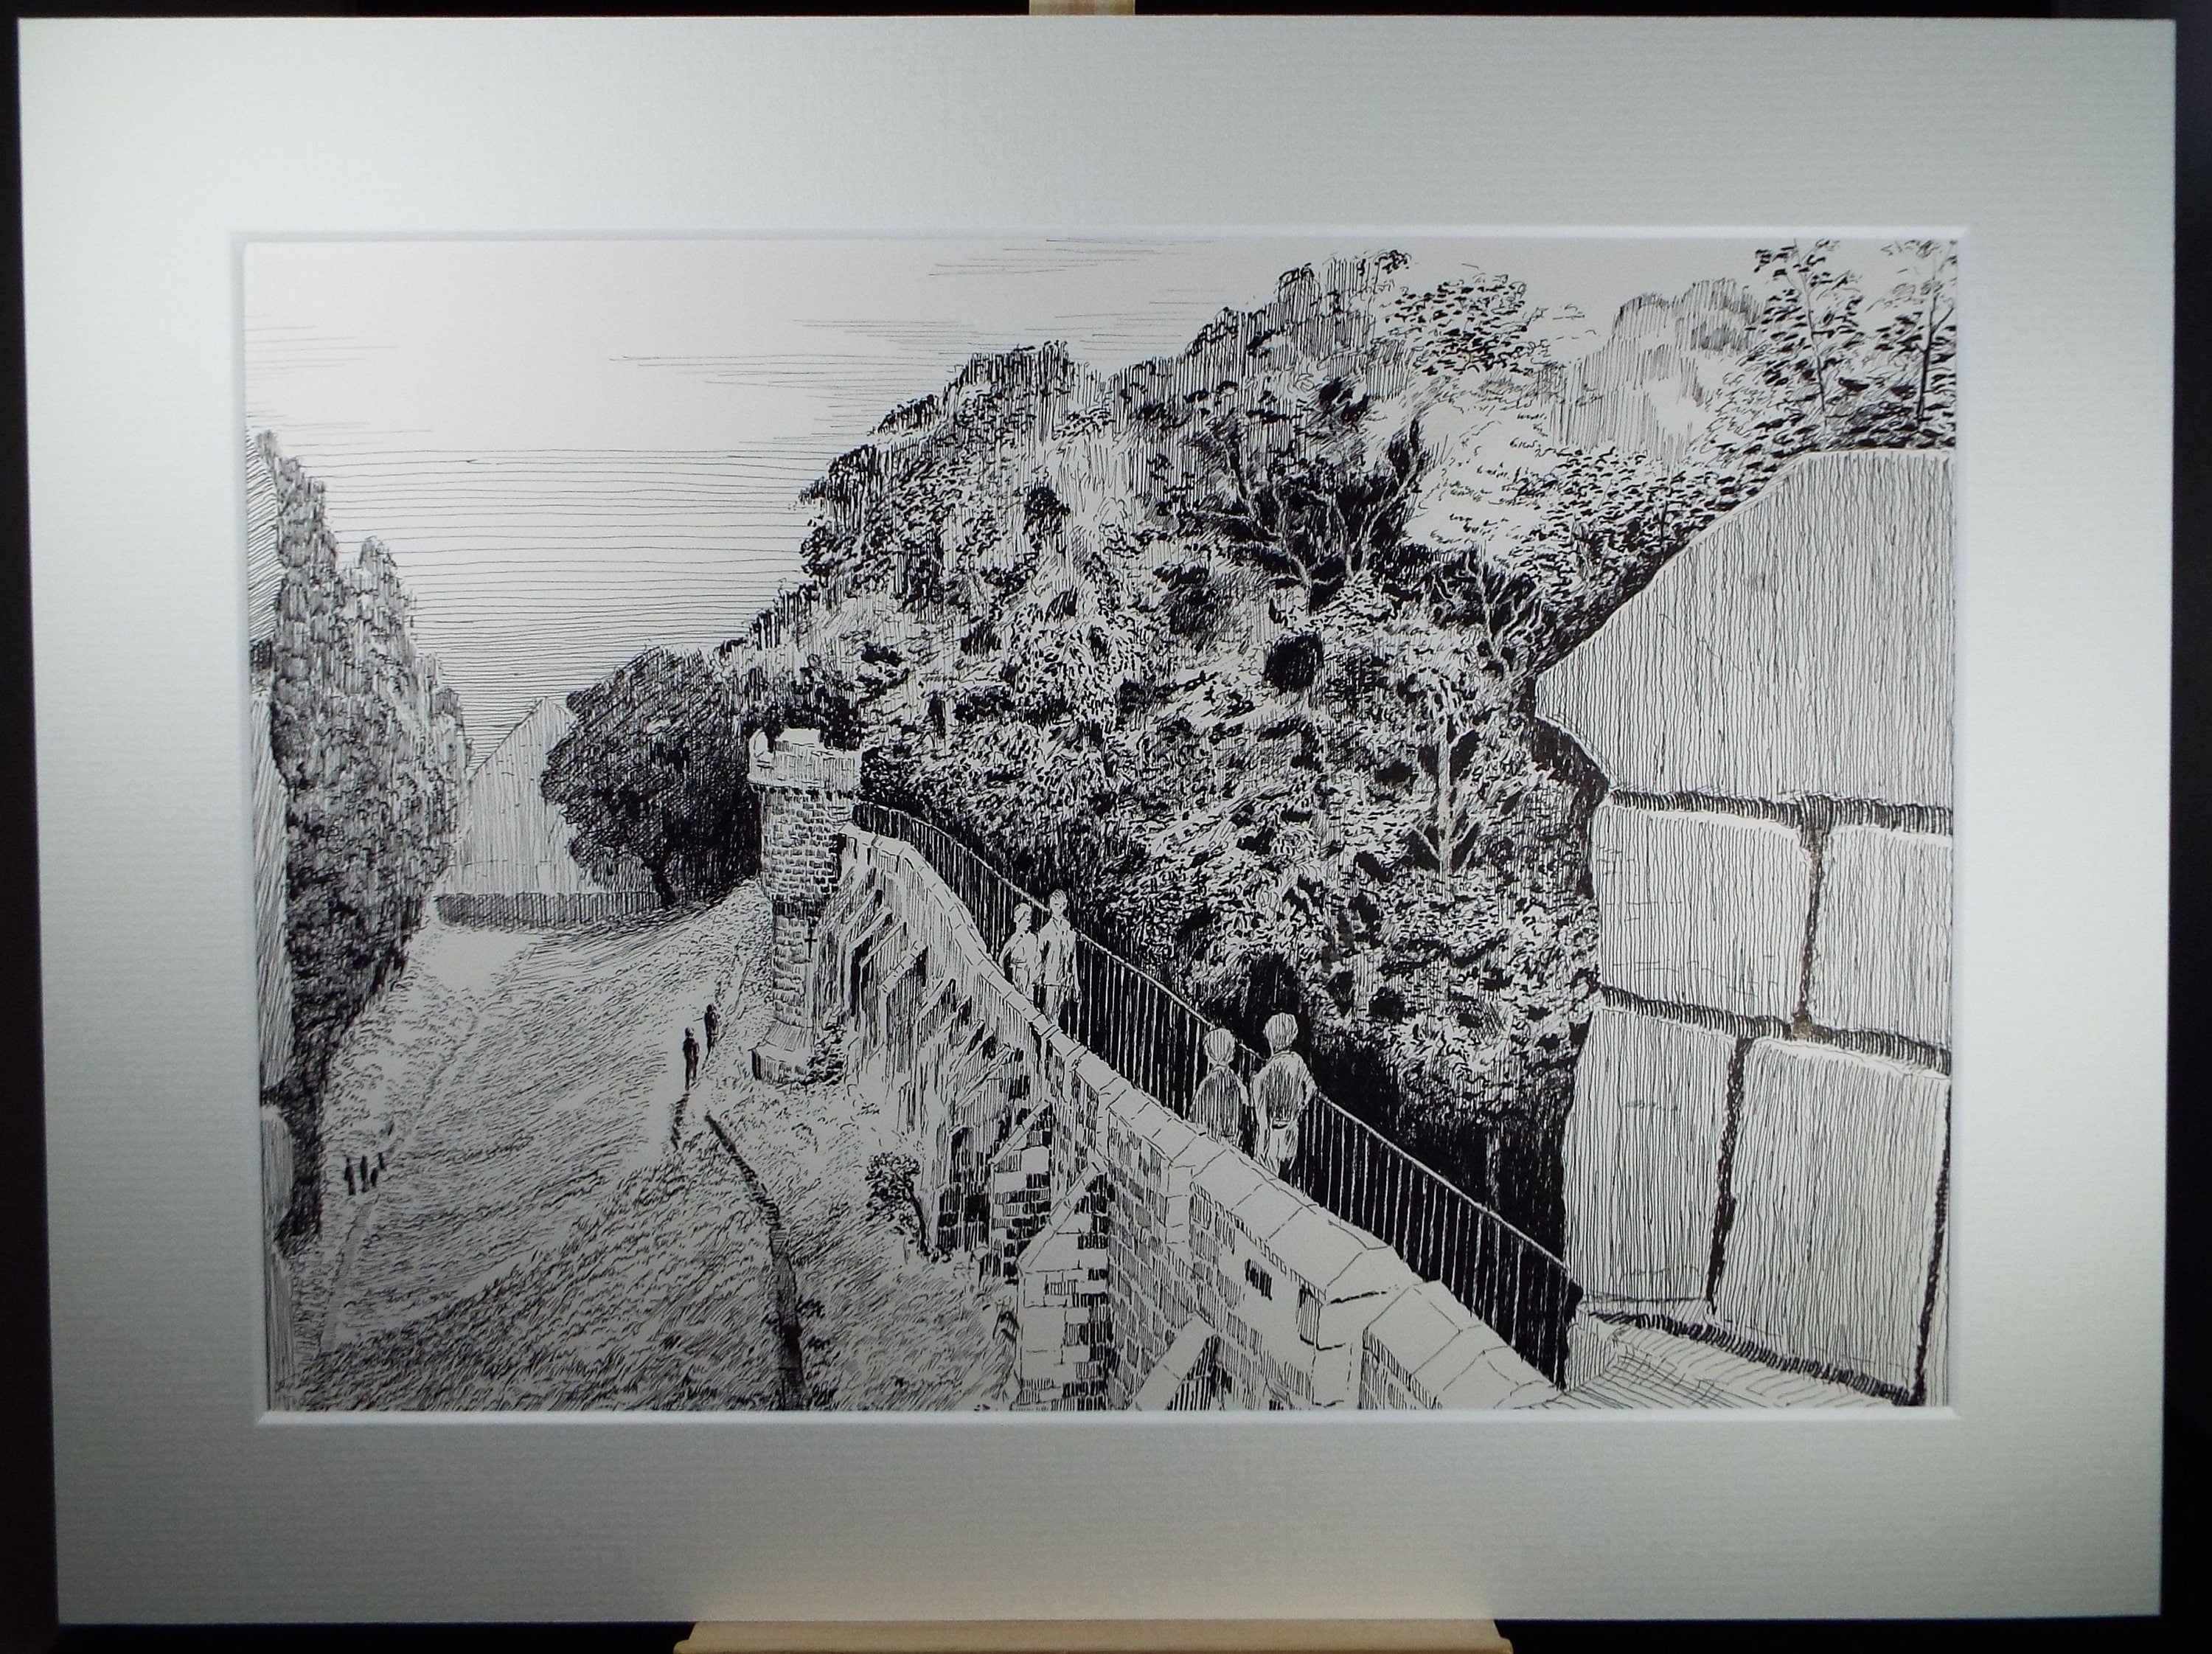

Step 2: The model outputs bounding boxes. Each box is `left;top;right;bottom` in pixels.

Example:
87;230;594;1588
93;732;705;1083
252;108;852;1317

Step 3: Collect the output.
568;239;1957;1245
540;648;860;906
260;434;468;1245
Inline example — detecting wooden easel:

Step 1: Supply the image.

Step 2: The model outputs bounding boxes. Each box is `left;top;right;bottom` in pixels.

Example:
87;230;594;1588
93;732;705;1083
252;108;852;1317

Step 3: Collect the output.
678;1624;1511;1654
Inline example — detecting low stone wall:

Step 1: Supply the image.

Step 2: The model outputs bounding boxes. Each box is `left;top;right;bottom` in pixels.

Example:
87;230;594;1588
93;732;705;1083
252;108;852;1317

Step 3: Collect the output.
434;890;658;928
1537;451;1952;1405
813;827;1557;1411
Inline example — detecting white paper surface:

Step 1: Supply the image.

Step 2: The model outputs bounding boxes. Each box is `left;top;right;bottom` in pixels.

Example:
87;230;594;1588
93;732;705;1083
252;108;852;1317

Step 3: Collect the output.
21;14;2170;1622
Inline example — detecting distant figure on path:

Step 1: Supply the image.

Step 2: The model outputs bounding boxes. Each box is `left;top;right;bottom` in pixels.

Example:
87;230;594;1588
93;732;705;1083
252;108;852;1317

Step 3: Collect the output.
683;1026;700;1091
1251;1013;1315;1180
703;1002;721;1052
344;1162;355;1198
1038;891;1080;1032
1193;1027;1246;1148
998;903;1043;1010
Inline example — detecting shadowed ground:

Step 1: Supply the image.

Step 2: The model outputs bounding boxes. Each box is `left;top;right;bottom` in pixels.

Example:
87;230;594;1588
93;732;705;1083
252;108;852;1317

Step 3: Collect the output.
288;883;1004;1411
293;897;779;1409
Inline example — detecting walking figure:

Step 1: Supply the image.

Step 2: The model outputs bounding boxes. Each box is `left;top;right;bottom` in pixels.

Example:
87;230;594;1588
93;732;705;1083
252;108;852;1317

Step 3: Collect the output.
358;1153;372;1192
344;1162;355;1198
703;1002;720;1052
682;1026;700;1091
1193;1027;1247;1149
1251;1013;1315;1181
1038;890;1080;1032
997;903;1043;1010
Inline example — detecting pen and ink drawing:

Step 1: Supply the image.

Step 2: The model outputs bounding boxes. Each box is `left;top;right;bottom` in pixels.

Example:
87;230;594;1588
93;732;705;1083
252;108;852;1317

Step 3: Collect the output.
246;237;1955;1411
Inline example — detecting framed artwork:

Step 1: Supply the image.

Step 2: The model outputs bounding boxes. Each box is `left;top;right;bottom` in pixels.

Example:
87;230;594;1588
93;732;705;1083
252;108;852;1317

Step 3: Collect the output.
21;13;2170;1625
239;231;1952;1417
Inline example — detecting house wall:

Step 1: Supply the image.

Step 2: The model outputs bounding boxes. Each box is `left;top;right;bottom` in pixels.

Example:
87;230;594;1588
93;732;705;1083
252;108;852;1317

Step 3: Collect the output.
1536;450;1953;1404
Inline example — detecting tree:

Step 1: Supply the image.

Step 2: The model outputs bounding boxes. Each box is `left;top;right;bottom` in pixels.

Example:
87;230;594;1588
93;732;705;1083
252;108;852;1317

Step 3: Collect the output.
1710;238;1958;465
1852;240;1958;449
1391;269;1554;383
542;648;747;907
739;659;862;751
1171;401;1429;611
865;1153;933;1257
1734;240;1868;453
260;437;467;1246
1495;445;1757;668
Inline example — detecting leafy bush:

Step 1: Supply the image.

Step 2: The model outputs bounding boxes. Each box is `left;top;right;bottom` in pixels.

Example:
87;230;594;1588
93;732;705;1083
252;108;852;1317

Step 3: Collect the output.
543;649;747;907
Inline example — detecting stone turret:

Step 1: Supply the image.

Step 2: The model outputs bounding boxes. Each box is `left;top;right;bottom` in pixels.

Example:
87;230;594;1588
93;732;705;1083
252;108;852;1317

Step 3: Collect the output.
748;726;863;1083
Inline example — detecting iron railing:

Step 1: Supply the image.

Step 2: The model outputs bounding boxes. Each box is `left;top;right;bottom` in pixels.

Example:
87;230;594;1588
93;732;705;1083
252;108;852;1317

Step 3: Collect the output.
849;799;1581;1386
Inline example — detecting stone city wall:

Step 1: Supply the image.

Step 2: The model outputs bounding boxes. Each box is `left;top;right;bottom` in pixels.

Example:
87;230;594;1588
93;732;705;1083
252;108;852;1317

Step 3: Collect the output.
810;827;1557;1411
751;729;863;1082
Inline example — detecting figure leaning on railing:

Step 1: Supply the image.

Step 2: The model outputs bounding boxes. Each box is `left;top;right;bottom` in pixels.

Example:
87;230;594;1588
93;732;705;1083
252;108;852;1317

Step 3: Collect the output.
998;901;1043;1012
1193;1027;1248;1153
1037;889;1080;1031
1251;1013;1316;1180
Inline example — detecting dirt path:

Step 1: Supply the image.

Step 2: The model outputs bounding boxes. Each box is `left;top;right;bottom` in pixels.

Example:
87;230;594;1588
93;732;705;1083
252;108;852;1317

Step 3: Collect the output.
293;894;781;1409
288;920;540;1350
697;958;1016;1411
286;879;1006;1411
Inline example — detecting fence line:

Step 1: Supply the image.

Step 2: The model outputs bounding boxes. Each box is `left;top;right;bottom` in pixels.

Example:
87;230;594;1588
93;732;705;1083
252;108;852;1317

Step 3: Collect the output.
849;800;1581;1385
435;890;658;928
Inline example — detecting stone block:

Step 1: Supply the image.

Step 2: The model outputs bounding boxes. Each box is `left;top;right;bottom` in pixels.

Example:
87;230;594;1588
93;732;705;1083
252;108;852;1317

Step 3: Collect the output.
1345;1282;1557;1406
749;1019;813;1085
1808;826;1952;1049
1423;1328;1557;1411
1713;1039;1948;1394
1535;450;1952;808
1132;1318;1221;1409
1562;1005;1736;1302
1360;1281;1464;1408
1591;802;1812;1021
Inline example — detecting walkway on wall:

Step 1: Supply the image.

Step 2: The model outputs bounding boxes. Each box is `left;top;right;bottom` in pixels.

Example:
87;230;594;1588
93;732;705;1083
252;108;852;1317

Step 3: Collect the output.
850;801;1582;1386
